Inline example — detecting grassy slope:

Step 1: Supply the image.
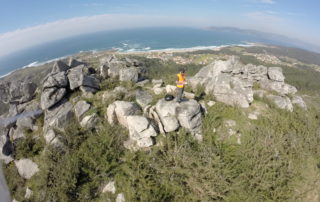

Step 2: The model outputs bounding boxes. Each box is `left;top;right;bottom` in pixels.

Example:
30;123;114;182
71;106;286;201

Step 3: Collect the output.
2;48;320;201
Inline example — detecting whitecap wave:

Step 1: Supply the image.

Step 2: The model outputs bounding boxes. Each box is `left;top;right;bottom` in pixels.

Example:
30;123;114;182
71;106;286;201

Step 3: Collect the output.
0;70;14;78
22;61;39;69
117;42;255;53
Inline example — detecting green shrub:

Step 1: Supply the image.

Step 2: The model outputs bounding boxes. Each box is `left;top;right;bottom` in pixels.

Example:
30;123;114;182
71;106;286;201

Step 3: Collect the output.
14;131;45;160
3;162;26;201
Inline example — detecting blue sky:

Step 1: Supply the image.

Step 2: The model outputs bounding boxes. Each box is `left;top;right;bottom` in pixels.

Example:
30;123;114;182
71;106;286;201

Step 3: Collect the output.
0;0;319;56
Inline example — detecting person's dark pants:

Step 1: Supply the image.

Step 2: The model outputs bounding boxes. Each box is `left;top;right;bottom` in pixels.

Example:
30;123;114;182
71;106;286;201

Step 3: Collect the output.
176;87;184;102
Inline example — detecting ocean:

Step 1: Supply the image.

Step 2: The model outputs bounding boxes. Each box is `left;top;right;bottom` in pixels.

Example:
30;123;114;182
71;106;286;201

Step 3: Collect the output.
0;27;297;77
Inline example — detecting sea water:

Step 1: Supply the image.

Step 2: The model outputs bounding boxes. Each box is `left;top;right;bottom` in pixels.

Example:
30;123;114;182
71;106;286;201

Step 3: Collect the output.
0;27;295;77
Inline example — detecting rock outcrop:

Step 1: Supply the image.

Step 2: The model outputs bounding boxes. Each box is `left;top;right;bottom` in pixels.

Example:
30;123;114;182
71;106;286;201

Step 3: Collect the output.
52;60;70;73
80;114;100;129
100;56;146;82
68;65;100;92
106;101;141;128
43;100;74;132
136;89;153;107
14;159;39;179
267;95;293;112
68;57;86;68
124;116;157;150
153;99;202;139
41;71;68;110
0;80;37;105
119;67;139;82
74;100;91;120
189;56;304;110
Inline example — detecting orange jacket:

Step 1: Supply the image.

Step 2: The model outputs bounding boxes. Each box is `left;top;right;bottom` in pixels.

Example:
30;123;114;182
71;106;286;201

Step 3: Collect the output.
176;73;186;88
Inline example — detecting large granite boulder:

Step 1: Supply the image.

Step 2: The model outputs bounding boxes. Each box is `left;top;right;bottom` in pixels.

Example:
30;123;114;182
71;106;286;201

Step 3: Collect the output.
15;99;42;118
74;100;91;120
259;80;297;95
52;60;70;73
43;129;63;147
155;99;202;136
211;75;253;108
43;72;68;89
15;159;39;179
155;99;180;132
268;67;285;82
43;100;74;132
41;88;67;110
102;56;145;82
176;99;202;134
41;72;69;110
106;101;141;128
0;80;37;105
247;65;268;81
107;59;127;78
119;67;139;82
136;89;153;107
267;95;293;112
68;65;85;90
144;105;165;134
68;65;100;92
80;114;100;129
9;81;37;104
68;57;86;68
124;116;157;150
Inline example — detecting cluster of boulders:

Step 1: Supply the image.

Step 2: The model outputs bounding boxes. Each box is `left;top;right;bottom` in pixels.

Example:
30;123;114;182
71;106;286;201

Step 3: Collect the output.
106;97;203;150
100;55;146;82
41;58;99;110
189;56;306;111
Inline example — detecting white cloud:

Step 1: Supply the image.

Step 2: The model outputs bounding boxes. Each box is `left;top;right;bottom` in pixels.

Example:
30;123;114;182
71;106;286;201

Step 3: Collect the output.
0;14;213;57
0;13;318;57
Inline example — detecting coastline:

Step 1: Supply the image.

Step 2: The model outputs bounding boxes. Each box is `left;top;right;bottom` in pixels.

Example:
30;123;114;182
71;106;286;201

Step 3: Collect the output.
0;43;258;80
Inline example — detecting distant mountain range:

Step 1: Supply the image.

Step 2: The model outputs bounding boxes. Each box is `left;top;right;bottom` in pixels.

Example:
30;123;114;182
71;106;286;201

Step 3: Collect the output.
209;26;320;54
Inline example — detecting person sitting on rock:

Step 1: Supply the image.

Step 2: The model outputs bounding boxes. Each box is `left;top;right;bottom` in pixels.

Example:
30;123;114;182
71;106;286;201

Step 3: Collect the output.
176;68;187;103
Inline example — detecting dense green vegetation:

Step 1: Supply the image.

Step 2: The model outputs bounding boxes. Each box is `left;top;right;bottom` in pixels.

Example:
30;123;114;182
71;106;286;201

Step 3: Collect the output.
5;98;320;201
246;46;320;66
282;65;320;94
3;49;320;201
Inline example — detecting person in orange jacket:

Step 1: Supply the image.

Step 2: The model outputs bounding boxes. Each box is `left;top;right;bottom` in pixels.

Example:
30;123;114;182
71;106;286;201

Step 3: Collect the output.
176;68;187;103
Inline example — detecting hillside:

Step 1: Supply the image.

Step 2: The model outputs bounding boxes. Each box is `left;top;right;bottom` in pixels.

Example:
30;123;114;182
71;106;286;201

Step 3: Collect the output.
0;46;320;201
